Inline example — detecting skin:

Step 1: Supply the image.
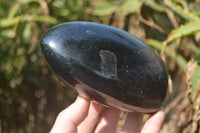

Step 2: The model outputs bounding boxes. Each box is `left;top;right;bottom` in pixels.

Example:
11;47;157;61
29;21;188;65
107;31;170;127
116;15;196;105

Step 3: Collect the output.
50;96;165;133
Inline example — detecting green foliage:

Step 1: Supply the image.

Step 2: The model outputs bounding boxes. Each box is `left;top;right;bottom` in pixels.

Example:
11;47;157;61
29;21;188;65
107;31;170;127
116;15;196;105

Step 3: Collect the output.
93;0;143;16
0;0;200;132
0;15;58;27
144;0;165;12
192;66;200;92
164;1;200;21
167;21;200;43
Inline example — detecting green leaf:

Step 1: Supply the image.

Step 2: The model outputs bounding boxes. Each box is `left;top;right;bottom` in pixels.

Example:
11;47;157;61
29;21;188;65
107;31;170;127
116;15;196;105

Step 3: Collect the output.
0;29;15;38
145;39;163;50
145;39;176;59
8;2;20;18
167;21;200;43
176;54;187;70
52;0;64;8
145;0;165;12
146;39;188;70
0;15;58;27
52;0;71;17
93;1;120;16
93;0;143;16
17;0;37;4
165;2;200;21
23;22;31;41
121;0;142;14
192;65;200;93
184;43;200;56
0;16;20;27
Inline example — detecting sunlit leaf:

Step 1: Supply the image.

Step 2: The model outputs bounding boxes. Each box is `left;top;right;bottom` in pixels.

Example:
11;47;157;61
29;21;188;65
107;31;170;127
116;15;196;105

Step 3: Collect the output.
23;22;31;40
145;39;176;59
167;21;200;43
52;0;64;8
145;39;163;50
93;1;120;16
145;0;165;12
165;2;200;21
0;15;58;27
176;54;187;70
8;2;20;18
93;0;142;16
52;0;71;17
146;39;188;70
0;29;15;38
121;0;142;13
17;0;37;4
0;16;20;27
192;66;200;92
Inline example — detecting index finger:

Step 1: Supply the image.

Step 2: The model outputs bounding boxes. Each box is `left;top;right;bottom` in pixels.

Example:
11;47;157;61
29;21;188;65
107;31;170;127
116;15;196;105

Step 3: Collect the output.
141;109;165;133
50;96;90;133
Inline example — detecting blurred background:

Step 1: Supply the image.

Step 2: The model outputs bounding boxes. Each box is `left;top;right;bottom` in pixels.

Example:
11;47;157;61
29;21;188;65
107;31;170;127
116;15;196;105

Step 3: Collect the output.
0;0;200;132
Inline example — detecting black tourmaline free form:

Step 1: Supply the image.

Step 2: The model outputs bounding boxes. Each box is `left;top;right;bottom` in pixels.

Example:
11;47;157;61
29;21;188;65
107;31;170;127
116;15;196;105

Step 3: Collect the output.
40;22;168;113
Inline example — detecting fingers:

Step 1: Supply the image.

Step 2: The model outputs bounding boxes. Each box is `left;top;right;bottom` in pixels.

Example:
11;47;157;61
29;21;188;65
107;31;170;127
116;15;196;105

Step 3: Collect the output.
95;107;121;133
120;112;143;133
50;95;165;133
50;96;90;133
141;109;165;133
78;102;103;133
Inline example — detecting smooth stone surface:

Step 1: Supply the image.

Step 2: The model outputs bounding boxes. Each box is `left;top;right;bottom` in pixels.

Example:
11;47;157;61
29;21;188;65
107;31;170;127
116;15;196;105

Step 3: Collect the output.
40;22;168;113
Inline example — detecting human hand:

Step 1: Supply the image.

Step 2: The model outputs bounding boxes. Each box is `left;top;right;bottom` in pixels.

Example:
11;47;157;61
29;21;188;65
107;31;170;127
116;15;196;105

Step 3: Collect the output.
50;96;165;133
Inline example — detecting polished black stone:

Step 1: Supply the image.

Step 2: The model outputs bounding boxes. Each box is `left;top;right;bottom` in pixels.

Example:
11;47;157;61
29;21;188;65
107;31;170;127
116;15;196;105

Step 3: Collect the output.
40;22;168;113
